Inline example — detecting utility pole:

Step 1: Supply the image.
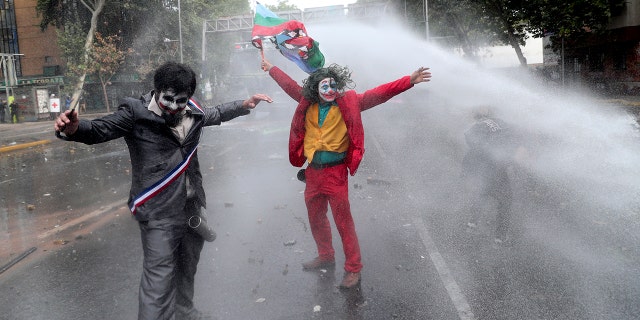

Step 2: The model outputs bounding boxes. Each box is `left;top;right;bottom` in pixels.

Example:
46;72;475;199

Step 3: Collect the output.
424;0;429;41
178;0;184;63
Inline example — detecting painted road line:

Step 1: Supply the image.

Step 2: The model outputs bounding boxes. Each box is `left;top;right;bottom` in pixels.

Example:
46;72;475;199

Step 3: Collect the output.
368;126;474;320
0;140;51;153
413;215;475;320
37;205;117;240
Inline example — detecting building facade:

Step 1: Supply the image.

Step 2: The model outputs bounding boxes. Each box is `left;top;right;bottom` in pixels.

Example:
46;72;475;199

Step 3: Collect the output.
543;0;640;95
1;0;65;121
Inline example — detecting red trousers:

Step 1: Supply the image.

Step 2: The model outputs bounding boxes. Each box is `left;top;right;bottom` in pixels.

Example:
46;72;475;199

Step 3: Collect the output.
304;163;362;273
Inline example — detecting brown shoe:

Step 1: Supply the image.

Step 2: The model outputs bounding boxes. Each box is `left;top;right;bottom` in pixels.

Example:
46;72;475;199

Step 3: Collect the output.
302;257;335;270
338;272;361;289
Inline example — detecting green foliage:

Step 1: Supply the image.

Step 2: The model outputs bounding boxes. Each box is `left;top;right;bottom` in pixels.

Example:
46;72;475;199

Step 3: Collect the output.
36;0;63;30
408;0;626;63
56;22;87;85
89;32;133;111
525;0;626;39
88;33;131;83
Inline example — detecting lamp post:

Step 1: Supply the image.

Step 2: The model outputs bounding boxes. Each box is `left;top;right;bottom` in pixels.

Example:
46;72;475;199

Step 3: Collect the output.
178;0;183;63
424;0;429;41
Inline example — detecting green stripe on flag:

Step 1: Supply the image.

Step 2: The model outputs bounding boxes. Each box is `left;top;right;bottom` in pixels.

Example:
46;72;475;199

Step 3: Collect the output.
254;15;288;27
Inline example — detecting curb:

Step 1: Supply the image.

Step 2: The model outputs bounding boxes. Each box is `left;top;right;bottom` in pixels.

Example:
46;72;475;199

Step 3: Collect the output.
0;139;51;153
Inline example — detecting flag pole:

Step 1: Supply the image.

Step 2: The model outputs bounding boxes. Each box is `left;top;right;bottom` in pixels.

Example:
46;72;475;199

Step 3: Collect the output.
260;47;267;71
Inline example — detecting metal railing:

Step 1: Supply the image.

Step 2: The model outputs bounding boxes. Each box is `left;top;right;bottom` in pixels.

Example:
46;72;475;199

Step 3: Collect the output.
203;3;389;33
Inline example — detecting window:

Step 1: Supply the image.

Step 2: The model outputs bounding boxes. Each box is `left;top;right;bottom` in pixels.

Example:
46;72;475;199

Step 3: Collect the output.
613;52;627;70
588;52;604;71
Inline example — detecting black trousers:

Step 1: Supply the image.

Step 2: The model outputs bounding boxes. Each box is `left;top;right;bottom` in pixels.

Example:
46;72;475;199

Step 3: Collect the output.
137;201;205;320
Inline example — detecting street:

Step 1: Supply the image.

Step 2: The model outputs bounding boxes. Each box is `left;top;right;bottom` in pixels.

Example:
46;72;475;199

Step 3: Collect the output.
1;96;639;319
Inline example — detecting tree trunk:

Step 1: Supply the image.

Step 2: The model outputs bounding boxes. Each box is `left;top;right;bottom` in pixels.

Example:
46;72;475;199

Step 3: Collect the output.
506;27;527;67
100;80;110;113
509;37;527;67
69;0;105;114
450;13;480;63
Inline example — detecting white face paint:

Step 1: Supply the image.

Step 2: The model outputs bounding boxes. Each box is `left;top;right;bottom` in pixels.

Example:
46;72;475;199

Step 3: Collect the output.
157;89;189;114
318;77;337;103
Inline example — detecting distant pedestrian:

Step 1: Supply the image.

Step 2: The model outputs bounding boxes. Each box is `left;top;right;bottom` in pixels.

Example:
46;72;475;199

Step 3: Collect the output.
64;95;71;112
0;100;5;123
9;101;19;123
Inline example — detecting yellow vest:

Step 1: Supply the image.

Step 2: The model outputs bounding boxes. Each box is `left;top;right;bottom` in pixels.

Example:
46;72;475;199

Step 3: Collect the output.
304;103;349;163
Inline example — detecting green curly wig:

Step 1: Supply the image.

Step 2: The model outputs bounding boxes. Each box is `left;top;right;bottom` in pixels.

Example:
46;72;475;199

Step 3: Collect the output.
301;64;355;104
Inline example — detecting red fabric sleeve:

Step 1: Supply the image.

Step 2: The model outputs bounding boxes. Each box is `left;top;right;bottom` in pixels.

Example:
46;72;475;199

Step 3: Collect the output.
269;66;304;102
358;75;413;112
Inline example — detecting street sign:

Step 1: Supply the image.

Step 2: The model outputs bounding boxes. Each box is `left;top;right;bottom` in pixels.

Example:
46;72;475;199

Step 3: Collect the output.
49;98;60;113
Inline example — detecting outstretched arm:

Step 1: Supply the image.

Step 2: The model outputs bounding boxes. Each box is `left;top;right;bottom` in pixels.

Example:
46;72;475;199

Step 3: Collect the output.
261;57;304;102
242;94;273;109
359;66;432;111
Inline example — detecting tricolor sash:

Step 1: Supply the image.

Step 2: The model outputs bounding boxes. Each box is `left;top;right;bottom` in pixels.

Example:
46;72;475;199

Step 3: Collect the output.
129;98;203;214
129;146;198;214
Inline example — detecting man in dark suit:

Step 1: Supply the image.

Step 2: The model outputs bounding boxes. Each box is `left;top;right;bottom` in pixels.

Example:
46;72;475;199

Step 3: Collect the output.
55;61;272;320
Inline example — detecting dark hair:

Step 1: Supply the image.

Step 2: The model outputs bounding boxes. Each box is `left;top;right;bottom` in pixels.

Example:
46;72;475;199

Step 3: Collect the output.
153;61;197;97
301;63;354;104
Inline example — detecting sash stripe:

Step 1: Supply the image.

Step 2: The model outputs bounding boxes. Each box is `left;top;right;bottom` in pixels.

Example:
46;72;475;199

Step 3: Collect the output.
129;146;198;214
188;98;203;113
129;98;203;214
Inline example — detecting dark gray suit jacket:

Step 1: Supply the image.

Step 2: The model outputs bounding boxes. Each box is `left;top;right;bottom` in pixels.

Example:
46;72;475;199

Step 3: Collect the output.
67;91;250;221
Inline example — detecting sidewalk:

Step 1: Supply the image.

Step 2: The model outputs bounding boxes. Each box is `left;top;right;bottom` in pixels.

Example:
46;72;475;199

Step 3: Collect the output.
0;112;109;152
0;120;55;152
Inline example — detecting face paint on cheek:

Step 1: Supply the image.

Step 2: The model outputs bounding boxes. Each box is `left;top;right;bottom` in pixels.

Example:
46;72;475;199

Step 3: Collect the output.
318;77;337;102
157;90;189;114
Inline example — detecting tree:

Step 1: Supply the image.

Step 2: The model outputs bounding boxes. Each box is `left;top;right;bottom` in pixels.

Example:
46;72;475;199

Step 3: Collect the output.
477;0;530;66
412;0;626;66
38;0;253;108
37;0;106;112
523;0;626;50
56;22;87;95
87;32;133;112
428;0;492;62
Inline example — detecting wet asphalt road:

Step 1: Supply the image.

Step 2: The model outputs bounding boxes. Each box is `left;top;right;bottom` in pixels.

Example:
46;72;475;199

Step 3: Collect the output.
1;102;639;320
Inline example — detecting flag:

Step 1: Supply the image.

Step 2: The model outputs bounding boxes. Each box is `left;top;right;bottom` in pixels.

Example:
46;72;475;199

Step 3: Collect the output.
251;2;325;74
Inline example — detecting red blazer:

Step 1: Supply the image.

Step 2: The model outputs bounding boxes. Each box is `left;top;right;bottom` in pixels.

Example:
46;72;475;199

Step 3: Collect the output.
268;66;414;175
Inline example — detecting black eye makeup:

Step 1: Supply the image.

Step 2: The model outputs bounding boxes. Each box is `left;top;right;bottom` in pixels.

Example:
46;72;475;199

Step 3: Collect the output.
161;96;188;104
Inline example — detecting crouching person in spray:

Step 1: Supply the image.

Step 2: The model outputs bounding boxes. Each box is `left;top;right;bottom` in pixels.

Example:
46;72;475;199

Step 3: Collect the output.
462;106;524;246
55;61;272;320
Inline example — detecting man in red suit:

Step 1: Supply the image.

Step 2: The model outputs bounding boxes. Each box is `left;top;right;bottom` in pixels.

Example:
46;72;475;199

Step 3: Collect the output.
262;59;431;289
